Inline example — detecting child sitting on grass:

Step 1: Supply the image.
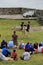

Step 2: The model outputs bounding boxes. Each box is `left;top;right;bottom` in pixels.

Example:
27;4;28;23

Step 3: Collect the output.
11;49;18;60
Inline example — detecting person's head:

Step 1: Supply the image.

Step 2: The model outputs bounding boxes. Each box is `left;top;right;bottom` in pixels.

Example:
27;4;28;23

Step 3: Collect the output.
2;40;5;42
3;45;7;48
34;42;38;46
39;43;42;47
25;49;30;52
27;42;29;44
13;49;16;52
14;31;16;34
22;22;24;24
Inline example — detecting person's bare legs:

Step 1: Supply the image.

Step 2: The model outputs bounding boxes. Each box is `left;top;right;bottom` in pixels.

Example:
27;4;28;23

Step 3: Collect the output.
7;57;13;61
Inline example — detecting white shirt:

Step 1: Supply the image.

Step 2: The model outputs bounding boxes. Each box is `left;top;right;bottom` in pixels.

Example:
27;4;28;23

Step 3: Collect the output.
38;46;43;52
23;52;30;61
0;52;9;60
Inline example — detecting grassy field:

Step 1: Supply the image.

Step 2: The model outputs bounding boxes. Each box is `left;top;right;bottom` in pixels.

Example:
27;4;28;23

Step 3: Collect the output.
0;19;43;65
0;19;41;43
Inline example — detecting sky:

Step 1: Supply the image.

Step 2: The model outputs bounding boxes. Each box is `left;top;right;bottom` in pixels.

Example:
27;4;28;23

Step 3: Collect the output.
0;0;43;10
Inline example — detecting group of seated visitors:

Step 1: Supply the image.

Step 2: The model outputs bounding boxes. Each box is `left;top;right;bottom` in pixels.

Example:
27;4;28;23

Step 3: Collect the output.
0;40;14;49
0;39;18;61
0;39;43;61
18;41;43;54
0;45;18;60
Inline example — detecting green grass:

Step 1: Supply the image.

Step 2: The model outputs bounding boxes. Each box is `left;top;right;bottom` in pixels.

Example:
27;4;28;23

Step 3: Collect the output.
0;19;40;42
0;19;43;65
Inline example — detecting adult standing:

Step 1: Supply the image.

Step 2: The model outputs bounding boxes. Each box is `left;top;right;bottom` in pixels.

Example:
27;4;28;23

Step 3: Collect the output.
12;31;18;46
20;22;26;38
20;22;24;31
26;21;30;32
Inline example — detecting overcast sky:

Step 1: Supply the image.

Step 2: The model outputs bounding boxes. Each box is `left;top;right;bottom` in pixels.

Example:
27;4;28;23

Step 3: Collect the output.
0;0;43;10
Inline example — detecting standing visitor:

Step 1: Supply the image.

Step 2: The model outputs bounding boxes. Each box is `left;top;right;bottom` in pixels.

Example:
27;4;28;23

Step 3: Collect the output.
26;21;30;32
12;31;18;46
20;22;26;38
20;22;24;31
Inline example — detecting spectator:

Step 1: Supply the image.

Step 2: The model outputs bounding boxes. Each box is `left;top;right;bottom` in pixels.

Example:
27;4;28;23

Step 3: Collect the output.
33;42;38;49
2;45;11;57
11;49;18;60
38;43;43;53
7;40;14;48
0;49;13;61
20;49;30;61
29;45;34;55
25;42;34;54
1;40;7;49
25;42;31;51
33;42;38;53
18;40;25;49
12;31;18;46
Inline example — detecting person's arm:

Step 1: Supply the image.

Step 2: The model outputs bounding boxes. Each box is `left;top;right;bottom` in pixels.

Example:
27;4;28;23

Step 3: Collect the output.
11;52;13;58
6;49;11;55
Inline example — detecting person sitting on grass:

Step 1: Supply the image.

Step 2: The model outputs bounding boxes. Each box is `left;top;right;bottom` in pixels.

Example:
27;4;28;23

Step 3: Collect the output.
33;42;38;50
18;40;25;49
38;43;43;53
7;40;14;48
33;42;38;53
25;42;32;51
11;49;18;60
0;49;13;61
2;45;11;57
25;42;34;54
25;42;30;50
29;45;34;55
20;49;30;61
1;40;7;49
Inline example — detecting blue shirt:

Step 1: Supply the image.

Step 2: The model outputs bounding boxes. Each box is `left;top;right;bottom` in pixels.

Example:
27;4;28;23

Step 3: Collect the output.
25;44;30;49
2;48;10;56
7;41;14;48
30;47;34;52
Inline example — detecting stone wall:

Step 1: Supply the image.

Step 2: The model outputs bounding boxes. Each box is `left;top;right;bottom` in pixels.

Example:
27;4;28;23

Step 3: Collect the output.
0;8;43;15
0;8;29;15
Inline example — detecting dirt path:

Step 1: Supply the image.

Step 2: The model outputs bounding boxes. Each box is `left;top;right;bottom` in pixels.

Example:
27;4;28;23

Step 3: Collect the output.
30;26;43;32
11;26;43;32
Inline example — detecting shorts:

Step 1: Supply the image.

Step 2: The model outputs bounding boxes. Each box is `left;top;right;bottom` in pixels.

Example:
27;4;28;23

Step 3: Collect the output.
26;29;29;32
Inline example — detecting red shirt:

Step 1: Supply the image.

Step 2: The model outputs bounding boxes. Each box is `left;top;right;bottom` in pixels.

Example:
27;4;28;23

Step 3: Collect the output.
11;52;18;58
